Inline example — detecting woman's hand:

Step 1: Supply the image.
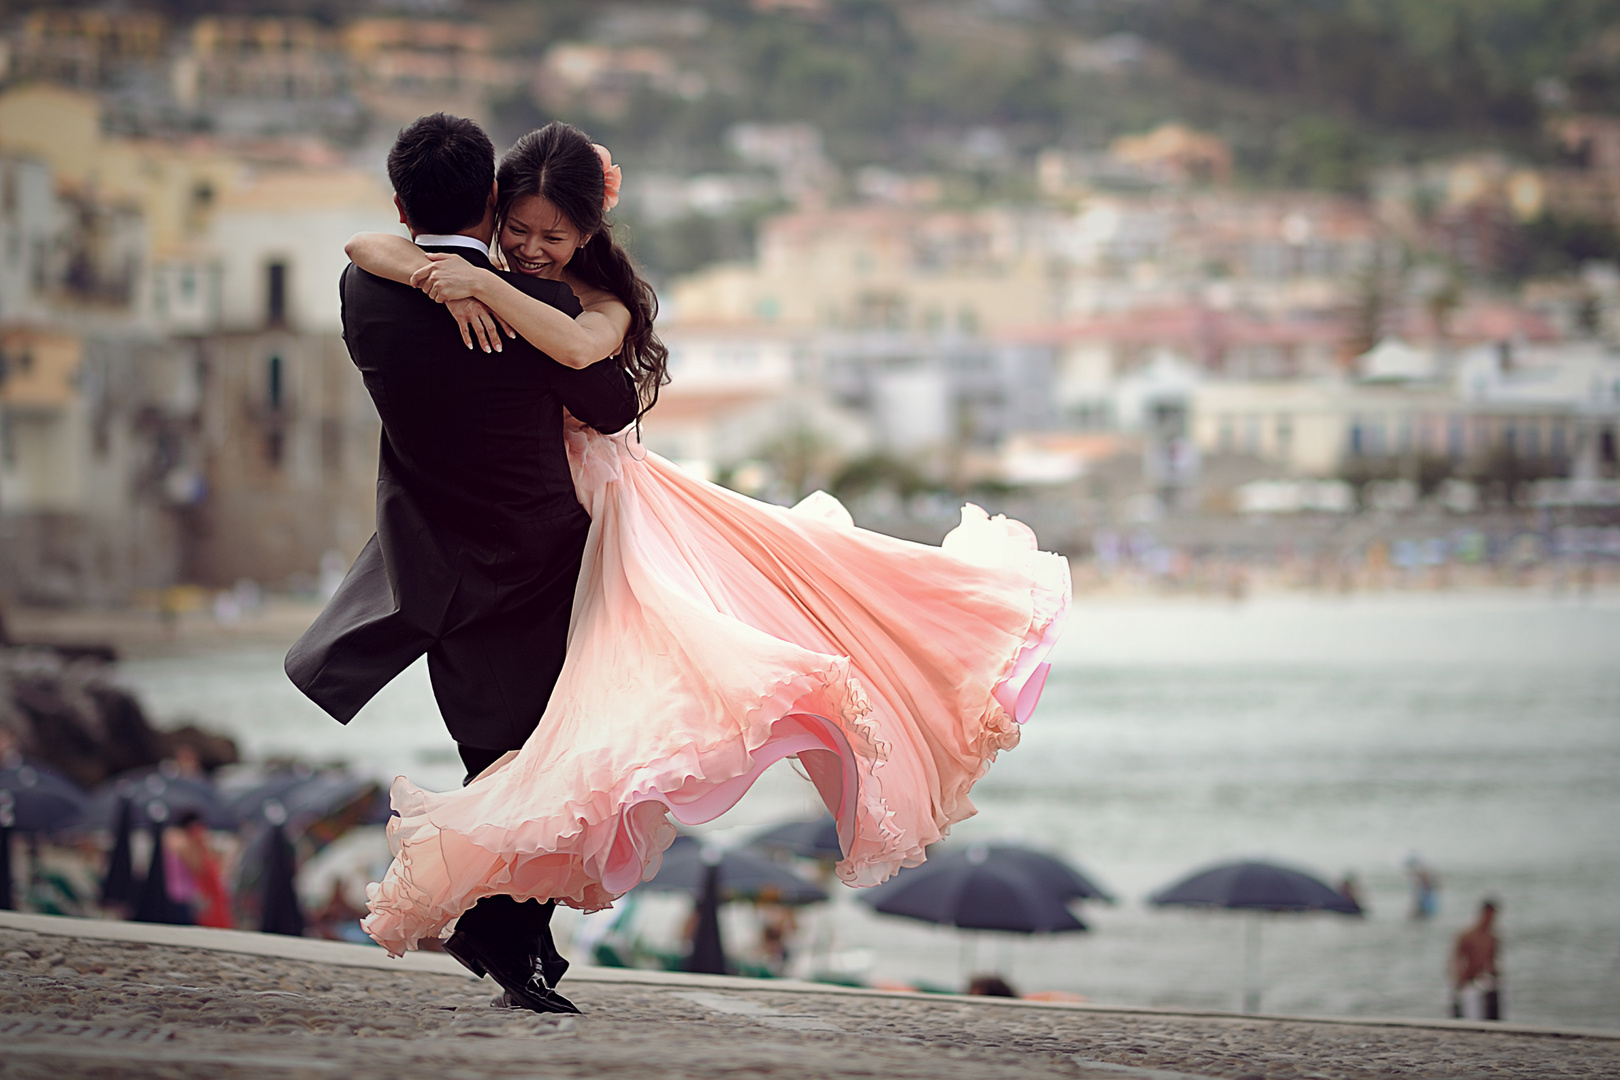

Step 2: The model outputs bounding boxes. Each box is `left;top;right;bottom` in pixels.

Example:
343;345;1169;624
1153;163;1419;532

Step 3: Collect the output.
409;253;491;304
446;297;514;354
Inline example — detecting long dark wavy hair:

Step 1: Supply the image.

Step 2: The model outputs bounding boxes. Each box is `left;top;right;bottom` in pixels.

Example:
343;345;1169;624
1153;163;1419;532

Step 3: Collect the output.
496;122;667;421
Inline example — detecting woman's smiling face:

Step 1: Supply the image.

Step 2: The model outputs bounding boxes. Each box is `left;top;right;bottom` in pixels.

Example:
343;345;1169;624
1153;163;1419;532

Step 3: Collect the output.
499;194;586;279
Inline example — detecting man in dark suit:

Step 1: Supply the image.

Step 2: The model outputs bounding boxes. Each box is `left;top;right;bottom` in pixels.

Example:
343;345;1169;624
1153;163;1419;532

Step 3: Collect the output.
285;114;638;1014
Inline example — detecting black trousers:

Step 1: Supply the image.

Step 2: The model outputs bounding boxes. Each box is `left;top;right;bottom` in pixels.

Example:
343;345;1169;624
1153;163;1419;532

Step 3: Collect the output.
288;513;590;751
454;744;558;963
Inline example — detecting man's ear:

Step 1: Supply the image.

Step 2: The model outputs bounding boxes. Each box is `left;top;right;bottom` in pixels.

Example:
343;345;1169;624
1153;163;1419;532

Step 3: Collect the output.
487;180;499;216
393;194;411;229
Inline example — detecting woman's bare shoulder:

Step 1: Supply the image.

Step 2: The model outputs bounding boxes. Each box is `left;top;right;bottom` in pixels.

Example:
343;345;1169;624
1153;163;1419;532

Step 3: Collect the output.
565;275;628;313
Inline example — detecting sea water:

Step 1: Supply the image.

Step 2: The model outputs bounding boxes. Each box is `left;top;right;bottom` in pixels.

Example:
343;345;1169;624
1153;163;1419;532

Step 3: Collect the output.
117;590;1620;1029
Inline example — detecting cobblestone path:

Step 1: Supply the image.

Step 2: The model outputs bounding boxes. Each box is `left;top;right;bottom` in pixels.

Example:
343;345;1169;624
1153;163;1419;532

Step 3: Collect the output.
1;926;1613;1079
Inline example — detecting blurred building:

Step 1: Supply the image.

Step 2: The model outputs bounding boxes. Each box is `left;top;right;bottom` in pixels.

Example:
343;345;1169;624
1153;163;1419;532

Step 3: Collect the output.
1;9;522;142
184;167;395;588
5;10;167;90
171;17;359;139
1108;123;1233;187
0;327;199;603
343;18;524;127
660;205;1067;487
663;186;1614;522
1189;339;1620;483
641;323;872;491
671;206;1061;335
0;85;392;603
534;42;703;122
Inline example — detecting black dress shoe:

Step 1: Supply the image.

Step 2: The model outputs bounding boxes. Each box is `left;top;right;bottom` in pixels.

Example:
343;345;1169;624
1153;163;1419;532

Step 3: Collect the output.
444;929;582;1015
491;983;582;1015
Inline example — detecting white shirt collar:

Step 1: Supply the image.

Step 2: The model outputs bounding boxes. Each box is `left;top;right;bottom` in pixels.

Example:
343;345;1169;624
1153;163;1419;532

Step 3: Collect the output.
412;233;491;256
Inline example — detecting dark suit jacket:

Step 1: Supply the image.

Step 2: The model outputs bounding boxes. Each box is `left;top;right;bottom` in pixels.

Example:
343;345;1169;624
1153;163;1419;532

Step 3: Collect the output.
285;244;639;750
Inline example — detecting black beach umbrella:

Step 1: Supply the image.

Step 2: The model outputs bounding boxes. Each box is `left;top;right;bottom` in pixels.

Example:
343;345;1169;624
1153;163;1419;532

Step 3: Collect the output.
259;807;305;937
950;844;1114;905
99;795;138;909
0;792;15;910
751;815;843;862
261;772;379;834
132;806;187;925
859;843;1106;934
227;770;384;855
1149;858;1363;1013
87;769;235;831
642;835;828;906
684;849;728;976
0;761;88;833
223;771;312;825
1149;860;1362;914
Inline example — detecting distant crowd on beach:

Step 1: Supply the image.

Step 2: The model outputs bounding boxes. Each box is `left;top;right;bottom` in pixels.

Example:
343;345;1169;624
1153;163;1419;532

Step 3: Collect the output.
1079;521;1620;597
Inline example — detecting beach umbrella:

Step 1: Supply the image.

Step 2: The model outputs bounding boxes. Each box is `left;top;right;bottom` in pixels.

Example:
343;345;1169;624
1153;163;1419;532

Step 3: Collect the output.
0;793;14;910
1148;858;1363;1013
949;844;1113;904
641;835;828;906
227;770;384;863
223;770;314;824
859;843;1105;934
259;808;305;937
278;772;374;821
1149;860;1362;914
132;810;187;925
0;761;88;833
751;815;843;861
683;849;728;976
86;769;235;831
99;796;138;910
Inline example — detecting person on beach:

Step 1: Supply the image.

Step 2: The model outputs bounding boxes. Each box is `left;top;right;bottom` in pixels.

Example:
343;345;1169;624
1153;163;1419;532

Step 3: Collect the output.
1451;899;1502;1020
303;116;1070;1012
1406;851;1439;919
166;810;232;929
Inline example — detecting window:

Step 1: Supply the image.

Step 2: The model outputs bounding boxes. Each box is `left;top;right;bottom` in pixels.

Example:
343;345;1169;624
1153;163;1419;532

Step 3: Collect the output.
266;261;288;326
267;355;283;411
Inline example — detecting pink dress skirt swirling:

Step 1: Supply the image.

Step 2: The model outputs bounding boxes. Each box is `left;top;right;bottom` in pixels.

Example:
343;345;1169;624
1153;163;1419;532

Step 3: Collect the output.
361;422;1071;956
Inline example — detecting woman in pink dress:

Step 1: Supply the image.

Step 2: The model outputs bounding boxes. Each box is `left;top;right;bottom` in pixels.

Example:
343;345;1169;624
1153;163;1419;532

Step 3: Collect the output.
344;122;1070;958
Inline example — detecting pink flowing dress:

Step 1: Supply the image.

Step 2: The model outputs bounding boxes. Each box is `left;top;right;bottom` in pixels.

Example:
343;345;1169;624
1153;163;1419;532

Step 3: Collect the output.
361;422;1071;956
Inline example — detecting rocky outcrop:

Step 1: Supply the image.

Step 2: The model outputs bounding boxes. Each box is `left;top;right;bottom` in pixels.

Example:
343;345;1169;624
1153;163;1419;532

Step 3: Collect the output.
0;648;237;790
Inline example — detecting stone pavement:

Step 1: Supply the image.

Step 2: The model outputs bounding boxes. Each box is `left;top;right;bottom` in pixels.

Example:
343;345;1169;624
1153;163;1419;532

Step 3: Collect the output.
0;912;1613;1080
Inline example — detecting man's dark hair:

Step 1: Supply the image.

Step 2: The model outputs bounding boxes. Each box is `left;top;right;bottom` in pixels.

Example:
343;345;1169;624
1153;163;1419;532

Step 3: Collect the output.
386;113;495;236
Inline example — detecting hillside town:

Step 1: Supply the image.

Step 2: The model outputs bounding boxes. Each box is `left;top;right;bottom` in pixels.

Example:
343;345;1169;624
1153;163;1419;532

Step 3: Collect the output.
1;5;1618;609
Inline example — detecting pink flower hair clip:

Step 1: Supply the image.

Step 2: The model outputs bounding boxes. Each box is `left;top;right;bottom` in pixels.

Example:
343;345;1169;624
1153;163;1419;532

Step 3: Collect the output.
593;143;622;213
